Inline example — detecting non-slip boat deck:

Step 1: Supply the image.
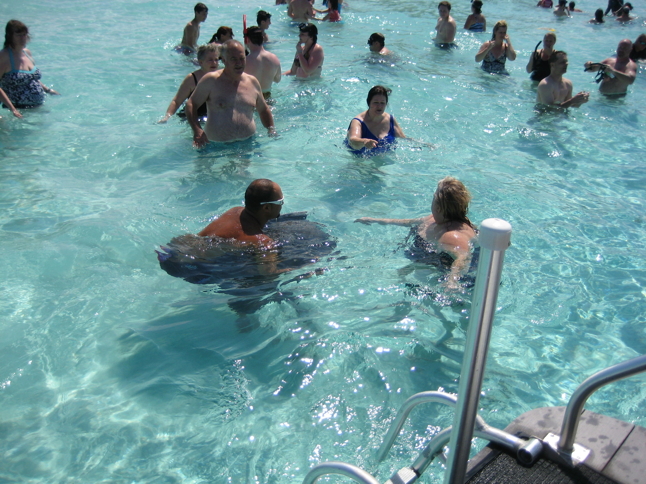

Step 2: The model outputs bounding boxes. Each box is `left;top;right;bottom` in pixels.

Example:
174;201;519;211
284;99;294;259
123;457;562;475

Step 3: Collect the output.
465;406;646;484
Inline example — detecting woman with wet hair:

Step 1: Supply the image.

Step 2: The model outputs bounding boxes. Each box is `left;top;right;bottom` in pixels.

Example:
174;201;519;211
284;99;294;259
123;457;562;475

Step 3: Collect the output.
355;177;477;288
345;85;406;156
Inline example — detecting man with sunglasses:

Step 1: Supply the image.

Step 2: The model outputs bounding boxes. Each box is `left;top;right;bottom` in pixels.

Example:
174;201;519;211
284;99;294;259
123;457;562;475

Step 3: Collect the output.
198;179;284;247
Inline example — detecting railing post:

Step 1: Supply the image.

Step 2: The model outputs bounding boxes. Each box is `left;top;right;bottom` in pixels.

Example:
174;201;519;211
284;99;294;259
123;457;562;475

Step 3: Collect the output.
443;218;512;484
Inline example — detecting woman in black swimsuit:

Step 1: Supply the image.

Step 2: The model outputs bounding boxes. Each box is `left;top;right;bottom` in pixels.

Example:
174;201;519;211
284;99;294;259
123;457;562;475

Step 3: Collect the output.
355;177;477;288
283;23;324;79
159;43;220;123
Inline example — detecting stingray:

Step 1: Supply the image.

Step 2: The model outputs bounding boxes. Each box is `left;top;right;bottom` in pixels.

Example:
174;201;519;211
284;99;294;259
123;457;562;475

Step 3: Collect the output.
156;212;338;314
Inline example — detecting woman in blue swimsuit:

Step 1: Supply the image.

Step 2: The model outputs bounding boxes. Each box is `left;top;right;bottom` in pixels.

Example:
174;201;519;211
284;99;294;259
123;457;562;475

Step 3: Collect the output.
0;20;59;117
345;85;406;157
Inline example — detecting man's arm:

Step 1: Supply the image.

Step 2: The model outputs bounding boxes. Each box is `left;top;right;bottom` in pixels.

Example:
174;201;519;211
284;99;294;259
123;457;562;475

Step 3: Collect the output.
182;23;199;48
606;61;637;84
446;19;457;42
254;79;276;135
273;58;282;84
186;75;212;147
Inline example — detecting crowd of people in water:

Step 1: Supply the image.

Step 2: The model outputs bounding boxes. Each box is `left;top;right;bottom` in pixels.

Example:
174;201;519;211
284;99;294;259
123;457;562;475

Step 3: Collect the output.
0;2;644;288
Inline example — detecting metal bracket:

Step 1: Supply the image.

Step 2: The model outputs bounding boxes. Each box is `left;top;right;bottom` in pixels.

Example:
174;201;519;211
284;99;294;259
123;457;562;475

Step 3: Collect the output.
543;432;591;466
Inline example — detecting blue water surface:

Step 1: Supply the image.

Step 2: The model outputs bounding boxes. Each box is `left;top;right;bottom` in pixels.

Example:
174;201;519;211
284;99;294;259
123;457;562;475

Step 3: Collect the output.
1;0;645;482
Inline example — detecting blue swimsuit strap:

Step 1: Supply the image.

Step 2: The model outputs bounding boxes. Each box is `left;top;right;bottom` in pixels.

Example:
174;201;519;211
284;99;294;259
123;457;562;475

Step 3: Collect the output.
8;49;36;73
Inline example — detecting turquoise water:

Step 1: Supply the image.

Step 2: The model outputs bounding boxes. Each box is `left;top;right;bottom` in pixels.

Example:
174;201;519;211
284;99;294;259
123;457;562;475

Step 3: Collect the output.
1;0;645;482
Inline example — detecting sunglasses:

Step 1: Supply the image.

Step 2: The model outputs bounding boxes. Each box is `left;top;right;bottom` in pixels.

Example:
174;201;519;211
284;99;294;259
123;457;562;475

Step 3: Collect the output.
260;197;285;206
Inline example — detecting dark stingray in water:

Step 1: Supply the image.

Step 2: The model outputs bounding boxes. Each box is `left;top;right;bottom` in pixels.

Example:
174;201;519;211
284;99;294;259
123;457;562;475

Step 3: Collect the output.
156;212;337;314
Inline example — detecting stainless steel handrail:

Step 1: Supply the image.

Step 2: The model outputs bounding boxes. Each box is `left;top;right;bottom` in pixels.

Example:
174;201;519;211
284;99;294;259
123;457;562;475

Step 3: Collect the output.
377;391;458;462
444;218;512;484
558;353;646;452
301;462;382;484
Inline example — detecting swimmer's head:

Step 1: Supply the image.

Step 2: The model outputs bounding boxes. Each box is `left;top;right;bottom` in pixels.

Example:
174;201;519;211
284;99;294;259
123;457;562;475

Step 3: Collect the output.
433;177;472;225
245;26;264;46
543;31;557;48
368;32;385;51
635;34;646;51
210;26;234;44
548;50;568;73
4;20;29;49
197;43;220;68
491;20;508;40
299;23;318;44
472;1;483;14
568;1;575;9
594;8;604;21
221;39;245;63
194;3;208;14
617;38;633;58
558;0;567;7
438;1;452;12
245;179;283;215
257;10;271;27
366;85;392;106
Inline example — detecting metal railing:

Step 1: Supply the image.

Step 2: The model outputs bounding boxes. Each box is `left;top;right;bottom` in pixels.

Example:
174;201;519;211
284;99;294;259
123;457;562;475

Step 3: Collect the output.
558;354;646;452
301;219;514;484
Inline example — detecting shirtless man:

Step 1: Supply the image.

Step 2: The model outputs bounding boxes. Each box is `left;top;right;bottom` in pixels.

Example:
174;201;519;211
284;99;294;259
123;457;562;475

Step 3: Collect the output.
368;33;392;55
537;51;589;108
554;0;571;17
244;26;281;98
355;177;477;289
288;0;316;23
584;39;637;95
257;10;272;43
199;179;284;247
179;3;208;54
186;40;276;147
435;1;457;48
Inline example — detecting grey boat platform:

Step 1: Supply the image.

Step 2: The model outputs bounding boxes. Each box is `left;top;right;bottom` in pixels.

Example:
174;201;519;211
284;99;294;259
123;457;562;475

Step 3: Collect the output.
466;406;646;484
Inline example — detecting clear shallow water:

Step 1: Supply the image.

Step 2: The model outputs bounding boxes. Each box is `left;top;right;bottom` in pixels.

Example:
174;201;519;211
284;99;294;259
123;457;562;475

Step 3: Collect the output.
1;0;646;482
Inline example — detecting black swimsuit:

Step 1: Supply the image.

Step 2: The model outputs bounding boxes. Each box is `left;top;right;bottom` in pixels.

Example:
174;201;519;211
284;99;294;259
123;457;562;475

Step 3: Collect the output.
177;72;207;119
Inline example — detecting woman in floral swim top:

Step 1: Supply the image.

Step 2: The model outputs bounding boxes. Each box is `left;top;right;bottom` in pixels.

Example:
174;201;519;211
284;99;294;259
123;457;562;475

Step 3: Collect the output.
0;20;59;118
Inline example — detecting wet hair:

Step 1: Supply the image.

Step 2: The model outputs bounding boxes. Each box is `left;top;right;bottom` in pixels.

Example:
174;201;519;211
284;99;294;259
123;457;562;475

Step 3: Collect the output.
544;31;557;42
4;20;29;49
299;23;318;44
472;1;483;14
434;177;473;226
619;5;630;15
197;43;220;61
491;20;508;40
548;50;566;63
594;8;604;21
366;85;392;106
368;32;385;47
328;0;340;9
558;0;567;7
568;1;575;9
624;2;633;10
245;179;279;210
438;1;452;11
257;10;271;25
194;3;208;14
210;26;234;43
221;39;243;60
245;26;264;46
